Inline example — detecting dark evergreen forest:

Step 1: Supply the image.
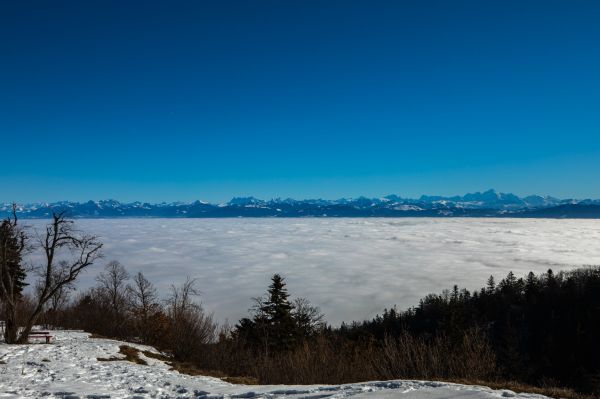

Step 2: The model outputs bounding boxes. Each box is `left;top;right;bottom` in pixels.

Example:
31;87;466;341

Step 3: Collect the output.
337;268;600;392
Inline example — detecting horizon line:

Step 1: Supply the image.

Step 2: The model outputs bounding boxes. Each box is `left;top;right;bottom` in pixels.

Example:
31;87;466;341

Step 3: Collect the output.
2;189;594;206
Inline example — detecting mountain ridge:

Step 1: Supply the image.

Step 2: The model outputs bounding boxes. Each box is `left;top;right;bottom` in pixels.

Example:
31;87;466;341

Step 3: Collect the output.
3;189;600;219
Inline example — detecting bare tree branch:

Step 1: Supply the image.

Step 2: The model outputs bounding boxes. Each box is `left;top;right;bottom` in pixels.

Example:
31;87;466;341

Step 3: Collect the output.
16;212;103;343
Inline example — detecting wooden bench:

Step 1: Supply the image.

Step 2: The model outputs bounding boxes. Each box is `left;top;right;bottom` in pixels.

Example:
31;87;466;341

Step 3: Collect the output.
28;331;54;343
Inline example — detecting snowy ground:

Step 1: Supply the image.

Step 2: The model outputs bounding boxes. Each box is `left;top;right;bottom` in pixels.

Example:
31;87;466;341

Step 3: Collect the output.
0;331;549;399
23;218;600;325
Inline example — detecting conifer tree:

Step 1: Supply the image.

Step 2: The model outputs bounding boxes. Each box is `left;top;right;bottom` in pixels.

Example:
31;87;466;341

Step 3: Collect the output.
0;209;28;343
259;274;297;351
0;220;27;297
235;274;325;353
486;275;496;294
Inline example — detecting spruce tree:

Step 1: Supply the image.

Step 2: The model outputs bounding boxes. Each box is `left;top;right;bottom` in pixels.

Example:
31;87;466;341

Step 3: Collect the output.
524;271;539;301
0;214;28;343
486;275;496;294
0;219;27;299
235;274;324;352
259;274;297;351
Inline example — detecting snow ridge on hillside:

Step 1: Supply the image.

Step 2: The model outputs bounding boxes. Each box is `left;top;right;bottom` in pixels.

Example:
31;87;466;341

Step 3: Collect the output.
0;331;549;399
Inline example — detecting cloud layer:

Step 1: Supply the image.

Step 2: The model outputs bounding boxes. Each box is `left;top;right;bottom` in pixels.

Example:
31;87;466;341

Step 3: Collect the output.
24;218;600;325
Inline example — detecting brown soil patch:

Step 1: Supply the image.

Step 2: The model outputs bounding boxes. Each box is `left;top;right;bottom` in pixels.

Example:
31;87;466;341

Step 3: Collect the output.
141;350;258;384
97;345;147;365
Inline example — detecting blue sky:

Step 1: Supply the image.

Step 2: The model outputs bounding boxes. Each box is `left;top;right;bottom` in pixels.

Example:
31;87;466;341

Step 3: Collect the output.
1;1;599;202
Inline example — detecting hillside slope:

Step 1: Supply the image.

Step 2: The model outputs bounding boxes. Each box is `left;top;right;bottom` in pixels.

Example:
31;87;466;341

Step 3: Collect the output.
0;331;549;399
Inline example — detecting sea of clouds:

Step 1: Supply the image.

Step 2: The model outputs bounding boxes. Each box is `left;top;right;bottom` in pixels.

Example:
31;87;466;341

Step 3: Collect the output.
23;218;600;325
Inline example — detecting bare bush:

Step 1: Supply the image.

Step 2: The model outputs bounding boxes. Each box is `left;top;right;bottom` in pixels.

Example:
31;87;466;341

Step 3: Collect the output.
128;271;160;342
96;261;130;336
165;278;217;360
375;328;496;381
293;297;325;335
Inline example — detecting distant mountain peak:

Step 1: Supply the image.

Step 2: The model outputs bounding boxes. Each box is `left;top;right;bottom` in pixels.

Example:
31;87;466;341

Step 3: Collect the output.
228;196;265;206
2;191;598;219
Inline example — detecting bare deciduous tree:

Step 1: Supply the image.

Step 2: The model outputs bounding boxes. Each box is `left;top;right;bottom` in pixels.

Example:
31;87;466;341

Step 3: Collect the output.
96;260;130;335
166;277;217;359
293;297;325;335
128;271;159;341
16;212;103;343
35;261;76;328
47;265;76;313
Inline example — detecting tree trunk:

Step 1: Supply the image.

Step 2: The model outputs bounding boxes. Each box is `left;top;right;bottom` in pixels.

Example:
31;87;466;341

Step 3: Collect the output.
16;302;45;343
3;304;18;344
16;323;33;344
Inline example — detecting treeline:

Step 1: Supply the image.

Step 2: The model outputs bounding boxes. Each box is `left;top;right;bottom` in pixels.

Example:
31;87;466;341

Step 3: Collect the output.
338;268;600;393
44;266;497;386
48;265;600;395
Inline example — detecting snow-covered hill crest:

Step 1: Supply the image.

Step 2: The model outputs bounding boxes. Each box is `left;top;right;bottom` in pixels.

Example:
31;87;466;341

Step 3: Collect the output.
0;331;549;399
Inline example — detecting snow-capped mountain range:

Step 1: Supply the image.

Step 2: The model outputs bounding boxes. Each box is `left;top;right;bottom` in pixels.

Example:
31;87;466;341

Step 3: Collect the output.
3;189;600;219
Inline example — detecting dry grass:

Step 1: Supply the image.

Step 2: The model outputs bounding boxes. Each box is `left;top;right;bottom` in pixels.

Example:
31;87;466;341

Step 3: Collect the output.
88;333;109;339
119;345;148;365
446;379;597;399
97;345;147;365
93;344;595;397
86;330;595;397
141;349;258;384
223;376;261;385
204;330;497;386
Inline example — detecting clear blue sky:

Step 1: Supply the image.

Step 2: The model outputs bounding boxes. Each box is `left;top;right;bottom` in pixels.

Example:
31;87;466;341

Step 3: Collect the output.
2;1;599;203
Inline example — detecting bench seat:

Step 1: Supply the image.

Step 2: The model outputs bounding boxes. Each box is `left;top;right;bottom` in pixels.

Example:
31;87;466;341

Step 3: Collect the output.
28;333;54;343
